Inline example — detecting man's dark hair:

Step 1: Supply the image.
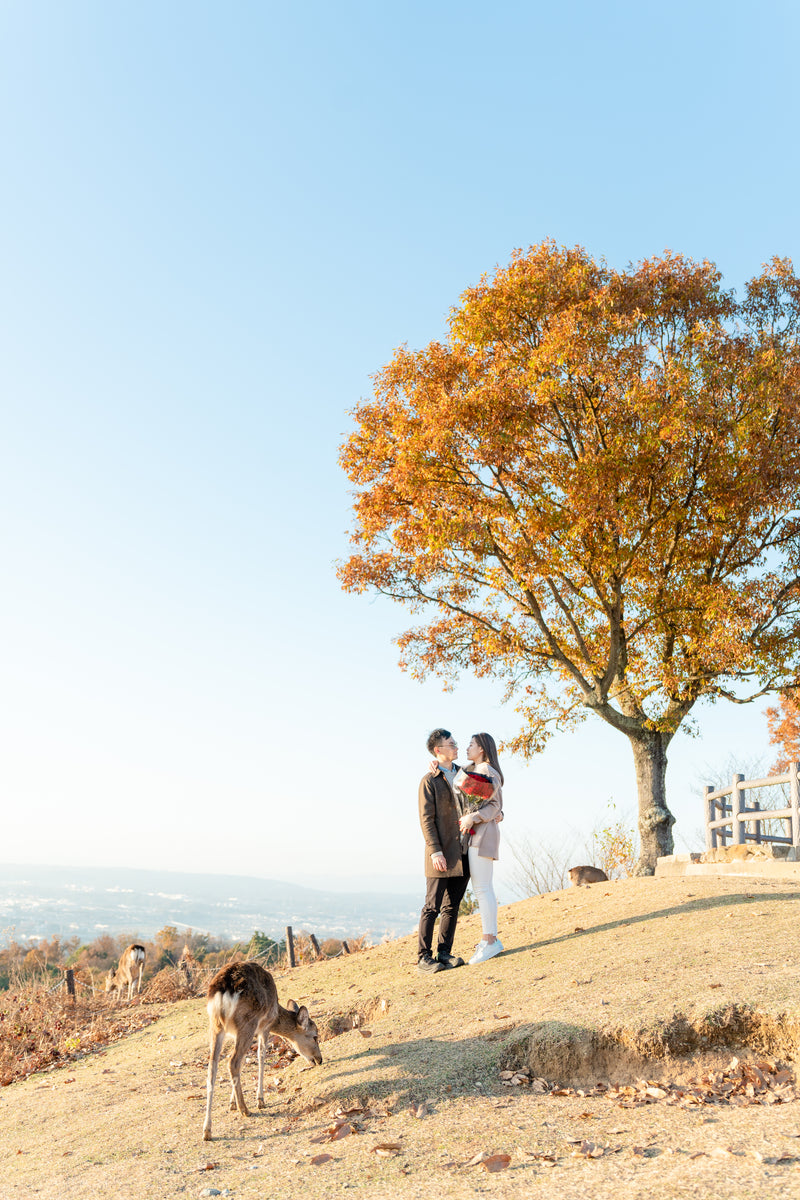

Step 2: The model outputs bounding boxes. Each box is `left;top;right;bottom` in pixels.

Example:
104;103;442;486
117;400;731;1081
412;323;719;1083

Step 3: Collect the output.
426;728;452;755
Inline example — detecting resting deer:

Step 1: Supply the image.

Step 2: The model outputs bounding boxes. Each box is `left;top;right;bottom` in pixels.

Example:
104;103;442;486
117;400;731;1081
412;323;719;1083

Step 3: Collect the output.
568;865;609;886
105;943;146;1002
203;960;322;1141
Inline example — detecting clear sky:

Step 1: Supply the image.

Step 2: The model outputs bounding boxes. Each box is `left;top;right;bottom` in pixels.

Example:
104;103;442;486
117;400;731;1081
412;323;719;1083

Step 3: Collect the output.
1;1;797;899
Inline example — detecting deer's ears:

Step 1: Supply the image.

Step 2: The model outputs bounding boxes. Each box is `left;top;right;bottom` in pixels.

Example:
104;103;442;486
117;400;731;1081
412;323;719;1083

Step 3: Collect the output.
286;1000;310;1027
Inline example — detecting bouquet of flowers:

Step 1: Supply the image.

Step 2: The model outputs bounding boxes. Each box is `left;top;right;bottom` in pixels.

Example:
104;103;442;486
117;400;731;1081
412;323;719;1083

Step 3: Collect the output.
454;768;495;801
454;768;496;841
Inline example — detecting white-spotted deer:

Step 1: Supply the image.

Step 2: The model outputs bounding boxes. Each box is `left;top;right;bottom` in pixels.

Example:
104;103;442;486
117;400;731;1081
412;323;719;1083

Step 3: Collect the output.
105;943;146;1002
203;960;322;1141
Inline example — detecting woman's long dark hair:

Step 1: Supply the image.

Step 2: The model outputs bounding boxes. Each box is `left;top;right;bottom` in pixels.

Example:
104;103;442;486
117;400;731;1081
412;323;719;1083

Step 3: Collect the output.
472;732;504;785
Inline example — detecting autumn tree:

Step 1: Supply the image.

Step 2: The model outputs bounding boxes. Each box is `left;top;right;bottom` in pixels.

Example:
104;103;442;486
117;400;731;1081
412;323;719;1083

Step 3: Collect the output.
339;242;800;872
154;924;179;967
766;691;800;772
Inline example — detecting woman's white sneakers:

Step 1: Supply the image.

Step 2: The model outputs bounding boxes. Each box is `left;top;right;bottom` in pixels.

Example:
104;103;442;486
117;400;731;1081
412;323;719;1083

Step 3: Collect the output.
468;938;503;965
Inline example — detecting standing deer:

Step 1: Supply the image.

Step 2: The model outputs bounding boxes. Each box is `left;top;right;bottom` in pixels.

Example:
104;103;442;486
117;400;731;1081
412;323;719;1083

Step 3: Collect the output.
105;943;146;1002
203;960;322;1141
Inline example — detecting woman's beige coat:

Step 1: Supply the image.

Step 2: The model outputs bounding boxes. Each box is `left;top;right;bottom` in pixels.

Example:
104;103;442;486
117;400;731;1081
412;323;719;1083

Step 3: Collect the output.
458;763;503;860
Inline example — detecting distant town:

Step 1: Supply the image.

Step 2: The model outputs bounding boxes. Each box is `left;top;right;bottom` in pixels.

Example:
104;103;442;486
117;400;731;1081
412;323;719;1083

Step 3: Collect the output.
0;863;418;945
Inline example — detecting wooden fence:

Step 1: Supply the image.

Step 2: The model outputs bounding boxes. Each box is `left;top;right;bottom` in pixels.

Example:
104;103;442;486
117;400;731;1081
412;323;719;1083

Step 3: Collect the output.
284;926;350;967
704;762;800;850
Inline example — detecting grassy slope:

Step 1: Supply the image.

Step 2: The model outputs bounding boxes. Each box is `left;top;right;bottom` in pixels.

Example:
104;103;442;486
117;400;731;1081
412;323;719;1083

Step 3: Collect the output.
3;876;800;1200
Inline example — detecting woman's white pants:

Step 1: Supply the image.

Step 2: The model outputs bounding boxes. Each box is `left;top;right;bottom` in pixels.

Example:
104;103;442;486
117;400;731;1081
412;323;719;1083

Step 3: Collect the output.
468;845;497;936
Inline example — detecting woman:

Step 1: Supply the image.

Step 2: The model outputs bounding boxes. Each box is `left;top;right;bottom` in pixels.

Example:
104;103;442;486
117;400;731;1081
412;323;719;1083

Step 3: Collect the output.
455;733;504;965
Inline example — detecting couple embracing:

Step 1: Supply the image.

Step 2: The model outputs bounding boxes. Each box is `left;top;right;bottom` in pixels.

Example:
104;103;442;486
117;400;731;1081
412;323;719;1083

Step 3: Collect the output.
417;728;504;974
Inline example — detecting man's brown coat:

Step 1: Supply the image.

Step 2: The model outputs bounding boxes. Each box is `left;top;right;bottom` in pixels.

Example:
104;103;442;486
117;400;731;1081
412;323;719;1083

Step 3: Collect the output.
418;770;466;878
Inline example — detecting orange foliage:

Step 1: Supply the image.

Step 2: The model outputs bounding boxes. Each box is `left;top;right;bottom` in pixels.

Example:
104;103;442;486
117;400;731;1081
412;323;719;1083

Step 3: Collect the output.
339;242;800;869
766;691;800;772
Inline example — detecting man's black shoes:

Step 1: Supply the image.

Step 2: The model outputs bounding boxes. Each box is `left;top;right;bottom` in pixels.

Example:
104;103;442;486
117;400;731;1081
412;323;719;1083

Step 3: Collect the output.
417;954;445;974
437;952;465;968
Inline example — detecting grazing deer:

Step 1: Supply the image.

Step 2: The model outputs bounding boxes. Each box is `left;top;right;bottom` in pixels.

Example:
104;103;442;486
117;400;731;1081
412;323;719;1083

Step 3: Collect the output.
568;865;609;886
105;943;146;1002
203;960;322;1141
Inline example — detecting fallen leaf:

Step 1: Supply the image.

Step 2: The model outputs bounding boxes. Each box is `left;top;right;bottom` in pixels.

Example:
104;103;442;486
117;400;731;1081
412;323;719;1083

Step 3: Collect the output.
372;1144;401;1157
572;1141;604;1158
481;1154;511;1172
709;983;722;989
198;1162;219;1172
645;1087;668;1099
310;1154;333;1166
467;1151;491;1165
358;1030;373;1038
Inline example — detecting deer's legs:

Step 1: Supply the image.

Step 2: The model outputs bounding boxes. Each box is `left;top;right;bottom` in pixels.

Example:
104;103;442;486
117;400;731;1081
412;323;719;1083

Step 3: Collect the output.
227;1018;258;1117
256;1032;267;1109
203;1028;225;1141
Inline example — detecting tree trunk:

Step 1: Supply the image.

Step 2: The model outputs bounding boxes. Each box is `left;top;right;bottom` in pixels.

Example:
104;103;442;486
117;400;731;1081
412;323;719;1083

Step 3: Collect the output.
628;729;675;874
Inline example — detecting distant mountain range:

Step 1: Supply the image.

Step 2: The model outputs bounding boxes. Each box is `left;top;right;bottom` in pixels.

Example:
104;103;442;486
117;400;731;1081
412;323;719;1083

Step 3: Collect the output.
0;863;419;945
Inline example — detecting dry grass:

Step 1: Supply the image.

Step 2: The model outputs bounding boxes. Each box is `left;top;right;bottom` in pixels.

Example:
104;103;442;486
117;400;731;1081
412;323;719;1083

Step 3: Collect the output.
4;875;800;1198
0;962;214;1087
0;988;162;1088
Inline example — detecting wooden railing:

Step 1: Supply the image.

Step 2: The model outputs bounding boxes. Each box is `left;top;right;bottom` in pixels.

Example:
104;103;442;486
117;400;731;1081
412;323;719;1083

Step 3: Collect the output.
704;763;800;850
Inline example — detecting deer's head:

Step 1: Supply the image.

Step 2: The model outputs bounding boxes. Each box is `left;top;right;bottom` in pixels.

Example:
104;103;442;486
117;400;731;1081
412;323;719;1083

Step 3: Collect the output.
284;1000;323;1065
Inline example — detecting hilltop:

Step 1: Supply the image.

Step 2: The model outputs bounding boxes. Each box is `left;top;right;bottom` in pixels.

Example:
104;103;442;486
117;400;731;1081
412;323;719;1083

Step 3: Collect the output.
3;875;800;1199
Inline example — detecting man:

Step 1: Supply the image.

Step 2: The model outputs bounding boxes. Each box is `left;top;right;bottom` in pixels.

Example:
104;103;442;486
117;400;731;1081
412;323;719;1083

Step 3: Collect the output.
417;728;470;973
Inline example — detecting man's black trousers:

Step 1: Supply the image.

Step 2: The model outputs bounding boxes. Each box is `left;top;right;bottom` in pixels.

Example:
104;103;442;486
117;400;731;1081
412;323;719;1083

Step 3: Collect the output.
417;855;470;960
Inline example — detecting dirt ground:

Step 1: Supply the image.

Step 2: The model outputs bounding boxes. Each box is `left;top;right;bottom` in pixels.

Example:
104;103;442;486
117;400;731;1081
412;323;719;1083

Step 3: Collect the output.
3;875;800;1199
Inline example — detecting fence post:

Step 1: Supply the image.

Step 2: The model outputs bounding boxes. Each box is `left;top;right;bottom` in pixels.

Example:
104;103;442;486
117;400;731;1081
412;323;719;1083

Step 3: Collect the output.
705;785;716;850
285;926;296;968
731;773;745;844
790;762;800;848
341;940;350;955
751;798;762;844
309;934;321;958
65;968;75;1004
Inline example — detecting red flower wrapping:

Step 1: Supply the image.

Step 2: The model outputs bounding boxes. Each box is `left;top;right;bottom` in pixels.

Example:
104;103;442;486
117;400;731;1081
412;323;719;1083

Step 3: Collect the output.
457;771;495;801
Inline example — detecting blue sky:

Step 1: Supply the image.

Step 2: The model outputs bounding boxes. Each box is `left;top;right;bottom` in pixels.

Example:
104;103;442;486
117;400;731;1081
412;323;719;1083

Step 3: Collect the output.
0;1;797;898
